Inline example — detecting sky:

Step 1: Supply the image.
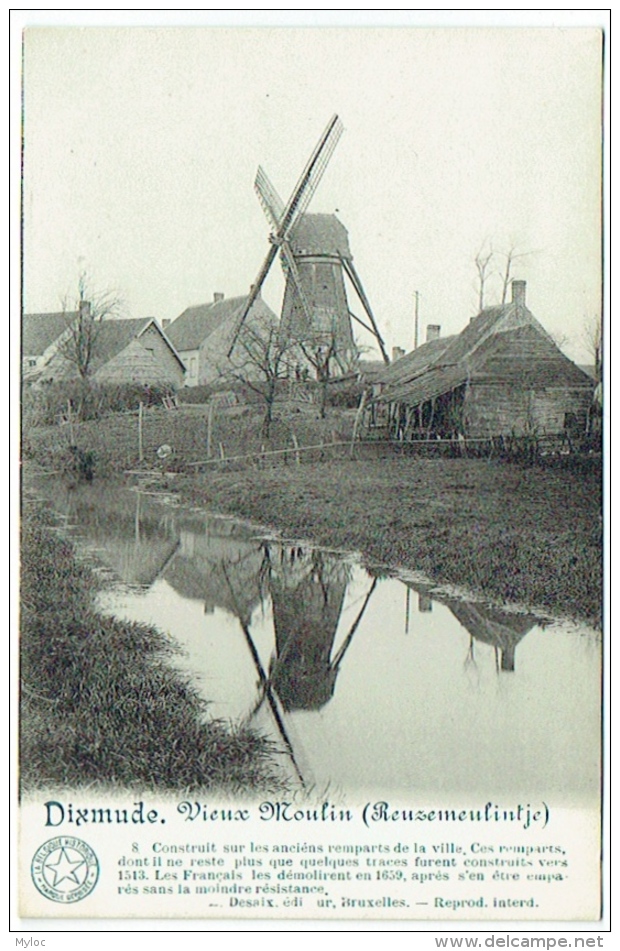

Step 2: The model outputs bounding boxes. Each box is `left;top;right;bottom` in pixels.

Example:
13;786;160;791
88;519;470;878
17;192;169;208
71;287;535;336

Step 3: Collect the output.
20;16;604;364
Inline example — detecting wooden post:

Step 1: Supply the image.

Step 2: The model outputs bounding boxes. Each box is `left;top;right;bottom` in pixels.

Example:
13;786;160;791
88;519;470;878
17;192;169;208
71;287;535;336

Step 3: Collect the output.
134;490;141;543
219;442;225;460
138;402;144;463
350;389;367;458
427;398;435;439
206;400;214;460
291;432;301;466
66;400;74;444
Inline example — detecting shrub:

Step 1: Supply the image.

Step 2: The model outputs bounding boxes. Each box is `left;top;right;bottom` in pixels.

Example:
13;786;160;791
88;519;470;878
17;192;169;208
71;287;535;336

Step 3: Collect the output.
22;381;177;426
327;380;365;408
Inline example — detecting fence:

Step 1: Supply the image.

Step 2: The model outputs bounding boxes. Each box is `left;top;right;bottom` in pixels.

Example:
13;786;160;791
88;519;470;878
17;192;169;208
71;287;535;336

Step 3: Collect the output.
41;397;600;479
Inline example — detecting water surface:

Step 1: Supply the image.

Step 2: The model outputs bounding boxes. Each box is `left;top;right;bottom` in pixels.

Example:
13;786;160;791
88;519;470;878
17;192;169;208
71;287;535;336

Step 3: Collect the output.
31;477;601;803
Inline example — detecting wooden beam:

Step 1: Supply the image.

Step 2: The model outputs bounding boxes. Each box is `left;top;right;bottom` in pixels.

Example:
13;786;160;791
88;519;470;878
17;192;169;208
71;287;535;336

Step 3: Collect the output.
339;254;390;364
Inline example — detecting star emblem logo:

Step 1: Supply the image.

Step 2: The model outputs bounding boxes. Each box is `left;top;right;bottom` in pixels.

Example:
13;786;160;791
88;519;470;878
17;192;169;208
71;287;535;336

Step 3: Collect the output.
44;847;87;889
32;837;99;903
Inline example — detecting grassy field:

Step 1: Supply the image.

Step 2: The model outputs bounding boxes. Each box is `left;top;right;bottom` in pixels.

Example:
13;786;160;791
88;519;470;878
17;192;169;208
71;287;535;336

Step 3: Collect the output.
23;402;603;624
177;456;603;625
22;400;359;473
20;503;287;793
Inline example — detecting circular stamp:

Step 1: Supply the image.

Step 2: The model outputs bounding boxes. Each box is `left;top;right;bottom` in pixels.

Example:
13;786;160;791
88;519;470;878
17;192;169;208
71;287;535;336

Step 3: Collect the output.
31;837;99;903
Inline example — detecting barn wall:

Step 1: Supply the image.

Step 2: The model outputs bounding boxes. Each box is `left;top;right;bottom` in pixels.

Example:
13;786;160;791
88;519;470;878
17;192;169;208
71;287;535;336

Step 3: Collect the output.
94;327;185;387
463;383;592;437
177;348;200;386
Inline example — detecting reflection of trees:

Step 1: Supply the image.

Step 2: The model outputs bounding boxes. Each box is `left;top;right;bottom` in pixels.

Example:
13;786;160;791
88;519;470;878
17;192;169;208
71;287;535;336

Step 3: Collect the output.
165;532;268;627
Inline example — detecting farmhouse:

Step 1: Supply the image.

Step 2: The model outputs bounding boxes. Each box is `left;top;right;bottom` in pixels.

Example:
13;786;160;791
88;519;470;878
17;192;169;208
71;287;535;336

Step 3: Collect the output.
377;281;594;442
167;293;278;386
31;313;185;388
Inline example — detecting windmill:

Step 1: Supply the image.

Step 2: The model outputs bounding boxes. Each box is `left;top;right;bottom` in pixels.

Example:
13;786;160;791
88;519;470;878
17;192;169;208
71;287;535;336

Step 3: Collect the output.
227;115;390;368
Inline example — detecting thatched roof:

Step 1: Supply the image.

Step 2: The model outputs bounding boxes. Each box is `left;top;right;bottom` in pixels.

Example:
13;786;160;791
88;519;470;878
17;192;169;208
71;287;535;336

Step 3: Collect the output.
37;317;185;382
23;311;77;356
377;335;455;387
378;296;593;407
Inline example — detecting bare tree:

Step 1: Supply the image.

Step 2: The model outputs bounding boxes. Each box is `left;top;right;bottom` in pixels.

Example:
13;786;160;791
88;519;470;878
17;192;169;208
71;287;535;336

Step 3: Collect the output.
56;272;122;380
498;244;534;304
475;243;494;312
294;318;359;419
582;314;603;380
549;330;571;353
223;311;299;438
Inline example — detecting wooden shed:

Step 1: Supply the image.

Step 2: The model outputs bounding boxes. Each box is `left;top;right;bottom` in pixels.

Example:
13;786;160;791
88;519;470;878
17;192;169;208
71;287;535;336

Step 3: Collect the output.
377;281;594;443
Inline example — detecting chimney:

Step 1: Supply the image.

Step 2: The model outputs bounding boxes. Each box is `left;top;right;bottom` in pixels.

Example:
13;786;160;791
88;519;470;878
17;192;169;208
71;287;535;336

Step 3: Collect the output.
511;280;526;306
161;319;171;330
213;292;224;303
426;324;441;343
392;346;405;362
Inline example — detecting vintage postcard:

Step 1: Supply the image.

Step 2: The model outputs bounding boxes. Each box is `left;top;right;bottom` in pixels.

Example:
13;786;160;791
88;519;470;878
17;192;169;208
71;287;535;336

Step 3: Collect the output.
15;18;606;928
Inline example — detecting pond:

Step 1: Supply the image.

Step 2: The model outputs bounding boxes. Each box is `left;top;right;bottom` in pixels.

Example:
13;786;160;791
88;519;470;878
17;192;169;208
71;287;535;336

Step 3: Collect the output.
30;476;601;804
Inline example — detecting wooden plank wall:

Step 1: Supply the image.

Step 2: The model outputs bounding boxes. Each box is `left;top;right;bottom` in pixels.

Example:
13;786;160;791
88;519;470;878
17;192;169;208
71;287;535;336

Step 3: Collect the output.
464;383;592;438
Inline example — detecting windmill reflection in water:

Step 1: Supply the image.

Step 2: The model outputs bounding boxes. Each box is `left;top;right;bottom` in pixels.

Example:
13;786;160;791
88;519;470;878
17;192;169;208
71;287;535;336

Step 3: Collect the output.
221;543;378;786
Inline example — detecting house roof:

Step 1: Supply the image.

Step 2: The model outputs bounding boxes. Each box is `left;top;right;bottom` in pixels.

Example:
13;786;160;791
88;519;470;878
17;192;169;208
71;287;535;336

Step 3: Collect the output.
37;317;185;381
358;359;388;382
405;580;541;649
86;318;153;371
378;298;593;407
377;335;455;386
23;311;77;356
288;213;352;260
385;364;469;405
470;324;593;388
578;364;597;380
167;296;277;352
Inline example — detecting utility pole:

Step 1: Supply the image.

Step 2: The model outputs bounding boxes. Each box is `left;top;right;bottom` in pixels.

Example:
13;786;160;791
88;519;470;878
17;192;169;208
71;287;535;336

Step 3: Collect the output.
413;291;420;350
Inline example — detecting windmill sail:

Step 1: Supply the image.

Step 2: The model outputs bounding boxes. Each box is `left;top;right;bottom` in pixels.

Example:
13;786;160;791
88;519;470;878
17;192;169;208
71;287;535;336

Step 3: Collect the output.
231;114;388;370
228;115;344;355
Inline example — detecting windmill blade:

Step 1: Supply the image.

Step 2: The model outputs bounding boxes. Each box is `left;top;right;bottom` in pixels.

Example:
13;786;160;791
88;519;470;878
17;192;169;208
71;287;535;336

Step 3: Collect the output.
331;577;378;669
255;170;317;328
255;165;285;230
230;116;343;357
227;242;279;356
279;240;314;327
278;114;344;240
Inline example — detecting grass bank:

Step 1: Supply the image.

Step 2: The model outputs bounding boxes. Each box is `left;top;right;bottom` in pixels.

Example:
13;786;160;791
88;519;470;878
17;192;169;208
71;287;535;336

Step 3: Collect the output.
20;504;286;793
178;456;602;625
23;404;603;624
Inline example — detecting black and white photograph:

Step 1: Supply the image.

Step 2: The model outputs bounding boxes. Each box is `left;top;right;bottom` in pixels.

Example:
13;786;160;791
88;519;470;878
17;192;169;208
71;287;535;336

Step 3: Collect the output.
14;13;607;930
